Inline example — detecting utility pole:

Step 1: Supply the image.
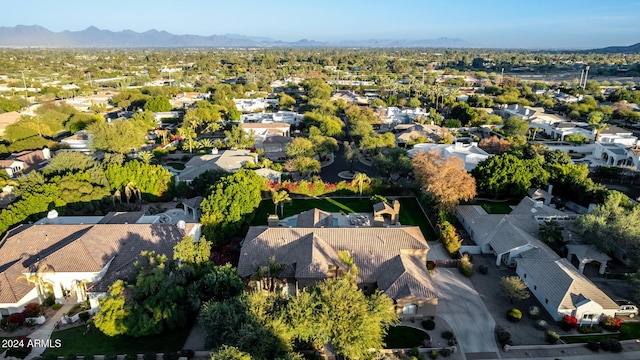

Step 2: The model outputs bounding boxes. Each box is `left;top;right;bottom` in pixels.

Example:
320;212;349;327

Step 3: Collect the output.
500;68;504;86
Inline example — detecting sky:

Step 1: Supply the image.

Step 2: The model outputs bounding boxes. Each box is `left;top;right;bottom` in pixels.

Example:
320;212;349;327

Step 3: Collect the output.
3;0;640;49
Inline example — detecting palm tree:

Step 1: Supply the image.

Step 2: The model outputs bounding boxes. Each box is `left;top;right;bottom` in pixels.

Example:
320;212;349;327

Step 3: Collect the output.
124;182;141;206
588;111;609;142
351;172;371;197
17;263;56;305
271;189;291;217
137;151;153;164
538;220;564;245
255;256;286;293
178;126;197;153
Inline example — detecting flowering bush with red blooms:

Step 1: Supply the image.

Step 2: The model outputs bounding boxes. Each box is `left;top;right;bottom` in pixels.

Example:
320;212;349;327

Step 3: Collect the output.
8;312;25;324
23;302;41;318
560;315;579;330
601;315;622;330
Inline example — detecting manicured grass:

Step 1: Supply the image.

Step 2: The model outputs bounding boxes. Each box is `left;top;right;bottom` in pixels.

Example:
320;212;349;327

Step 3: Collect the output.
561;323;640;344
251;197;437;240
165;162;186;170
620;322;640;339
561;333;619;344
397;197;437;240
383;326;430;349
41;324;191;356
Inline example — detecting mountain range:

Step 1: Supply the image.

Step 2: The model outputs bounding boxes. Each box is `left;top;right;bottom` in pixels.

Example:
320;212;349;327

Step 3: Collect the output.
0;25;471;48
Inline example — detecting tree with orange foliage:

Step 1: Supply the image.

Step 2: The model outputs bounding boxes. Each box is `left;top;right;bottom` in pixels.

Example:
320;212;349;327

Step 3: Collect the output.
412;150;476;212
478;135;511;154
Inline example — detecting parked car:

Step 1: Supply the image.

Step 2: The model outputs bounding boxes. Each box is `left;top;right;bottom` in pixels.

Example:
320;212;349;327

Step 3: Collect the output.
615;300;638;318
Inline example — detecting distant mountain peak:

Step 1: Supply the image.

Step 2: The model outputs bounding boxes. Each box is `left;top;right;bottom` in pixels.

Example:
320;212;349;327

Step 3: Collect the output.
0;25;473;48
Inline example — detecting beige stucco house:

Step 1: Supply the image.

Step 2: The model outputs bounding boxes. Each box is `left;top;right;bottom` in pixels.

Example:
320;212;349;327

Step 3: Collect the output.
237;210;438;320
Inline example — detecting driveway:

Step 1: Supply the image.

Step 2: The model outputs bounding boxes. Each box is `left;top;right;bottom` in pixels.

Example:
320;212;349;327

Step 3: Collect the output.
435;267;500;357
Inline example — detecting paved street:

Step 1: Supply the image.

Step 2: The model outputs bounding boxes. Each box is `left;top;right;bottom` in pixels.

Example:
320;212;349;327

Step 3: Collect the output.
320;143;376;183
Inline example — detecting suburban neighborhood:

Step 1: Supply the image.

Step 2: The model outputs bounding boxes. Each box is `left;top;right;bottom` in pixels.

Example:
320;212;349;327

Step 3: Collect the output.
1;9;640;360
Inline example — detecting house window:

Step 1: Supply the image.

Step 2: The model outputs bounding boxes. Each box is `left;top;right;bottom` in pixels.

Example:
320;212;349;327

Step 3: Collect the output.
402;303;417;315
583;314;594;320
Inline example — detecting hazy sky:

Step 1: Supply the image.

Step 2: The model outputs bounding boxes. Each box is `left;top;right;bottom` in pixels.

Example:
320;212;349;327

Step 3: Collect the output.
4;0;640;48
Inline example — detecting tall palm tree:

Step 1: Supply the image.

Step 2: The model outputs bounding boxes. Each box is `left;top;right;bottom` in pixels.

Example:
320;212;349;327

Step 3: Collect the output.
271;189;291;217
124;182;141;206
351;172;371;197
588;111;609;142
178;126;197;153
17;263;56;305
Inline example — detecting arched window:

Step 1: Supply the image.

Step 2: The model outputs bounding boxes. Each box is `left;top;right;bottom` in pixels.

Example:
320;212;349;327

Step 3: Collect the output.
402;303;417;315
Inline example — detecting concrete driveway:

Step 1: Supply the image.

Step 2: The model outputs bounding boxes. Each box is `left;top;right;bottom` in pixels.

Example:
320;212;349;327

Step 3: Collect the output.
436;267;500;357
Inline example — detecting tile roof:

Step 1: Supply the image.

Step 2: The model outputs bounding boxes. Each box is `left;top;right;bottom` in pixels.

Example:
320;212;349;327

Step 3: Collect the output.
296;209;334;228
238;225;435;301
0;222;187;303
517;256;618;311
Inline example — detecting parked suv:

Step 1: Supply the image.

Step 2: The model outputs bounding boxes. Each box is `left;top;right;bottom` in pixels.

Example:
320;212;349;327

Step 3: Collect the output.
615;300;638;318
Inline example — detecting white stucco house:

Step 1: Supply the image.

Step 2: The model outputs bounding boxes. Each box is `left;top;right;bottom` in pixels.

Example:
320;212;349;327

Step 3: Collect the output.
408;142;492;171
456;197;618;322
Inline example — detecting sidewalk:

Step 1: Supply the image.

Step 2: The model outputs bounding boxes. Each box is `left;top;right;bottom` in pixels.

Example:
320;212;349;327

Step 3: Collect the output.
24;302;76;360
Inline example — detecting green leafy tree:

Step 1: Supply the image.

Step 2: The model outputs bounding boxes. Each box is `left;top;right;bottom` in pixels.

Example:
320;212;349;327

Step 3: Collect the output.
472;154;549;197
105;160;173;201
285;137;315;158
439;220;462;257
210;346;252;360
95;251;188;337
500;276;530;304
225;125;255;149
87;119;147;154
143;96;172;112
278;93;296;110
310;135;338;157
200;170;264;245
288;276;398;359
285;156;321;179
173;235;212;266
502;116;529;137
538;220;564;245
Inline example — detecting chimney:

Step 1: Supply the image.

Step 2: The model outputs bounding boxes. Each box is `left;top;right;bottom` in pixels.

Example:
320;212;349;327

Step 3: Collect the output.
42;148;51;160
268;214;280;227
546;185;553;205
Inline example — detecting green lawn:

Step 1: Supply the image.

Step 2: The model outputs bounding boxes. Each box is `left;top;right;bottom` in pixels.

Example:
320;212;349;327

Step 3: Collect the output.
561;322;640;344
251;197;437;240
384;326;430;349
41;324;191;356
